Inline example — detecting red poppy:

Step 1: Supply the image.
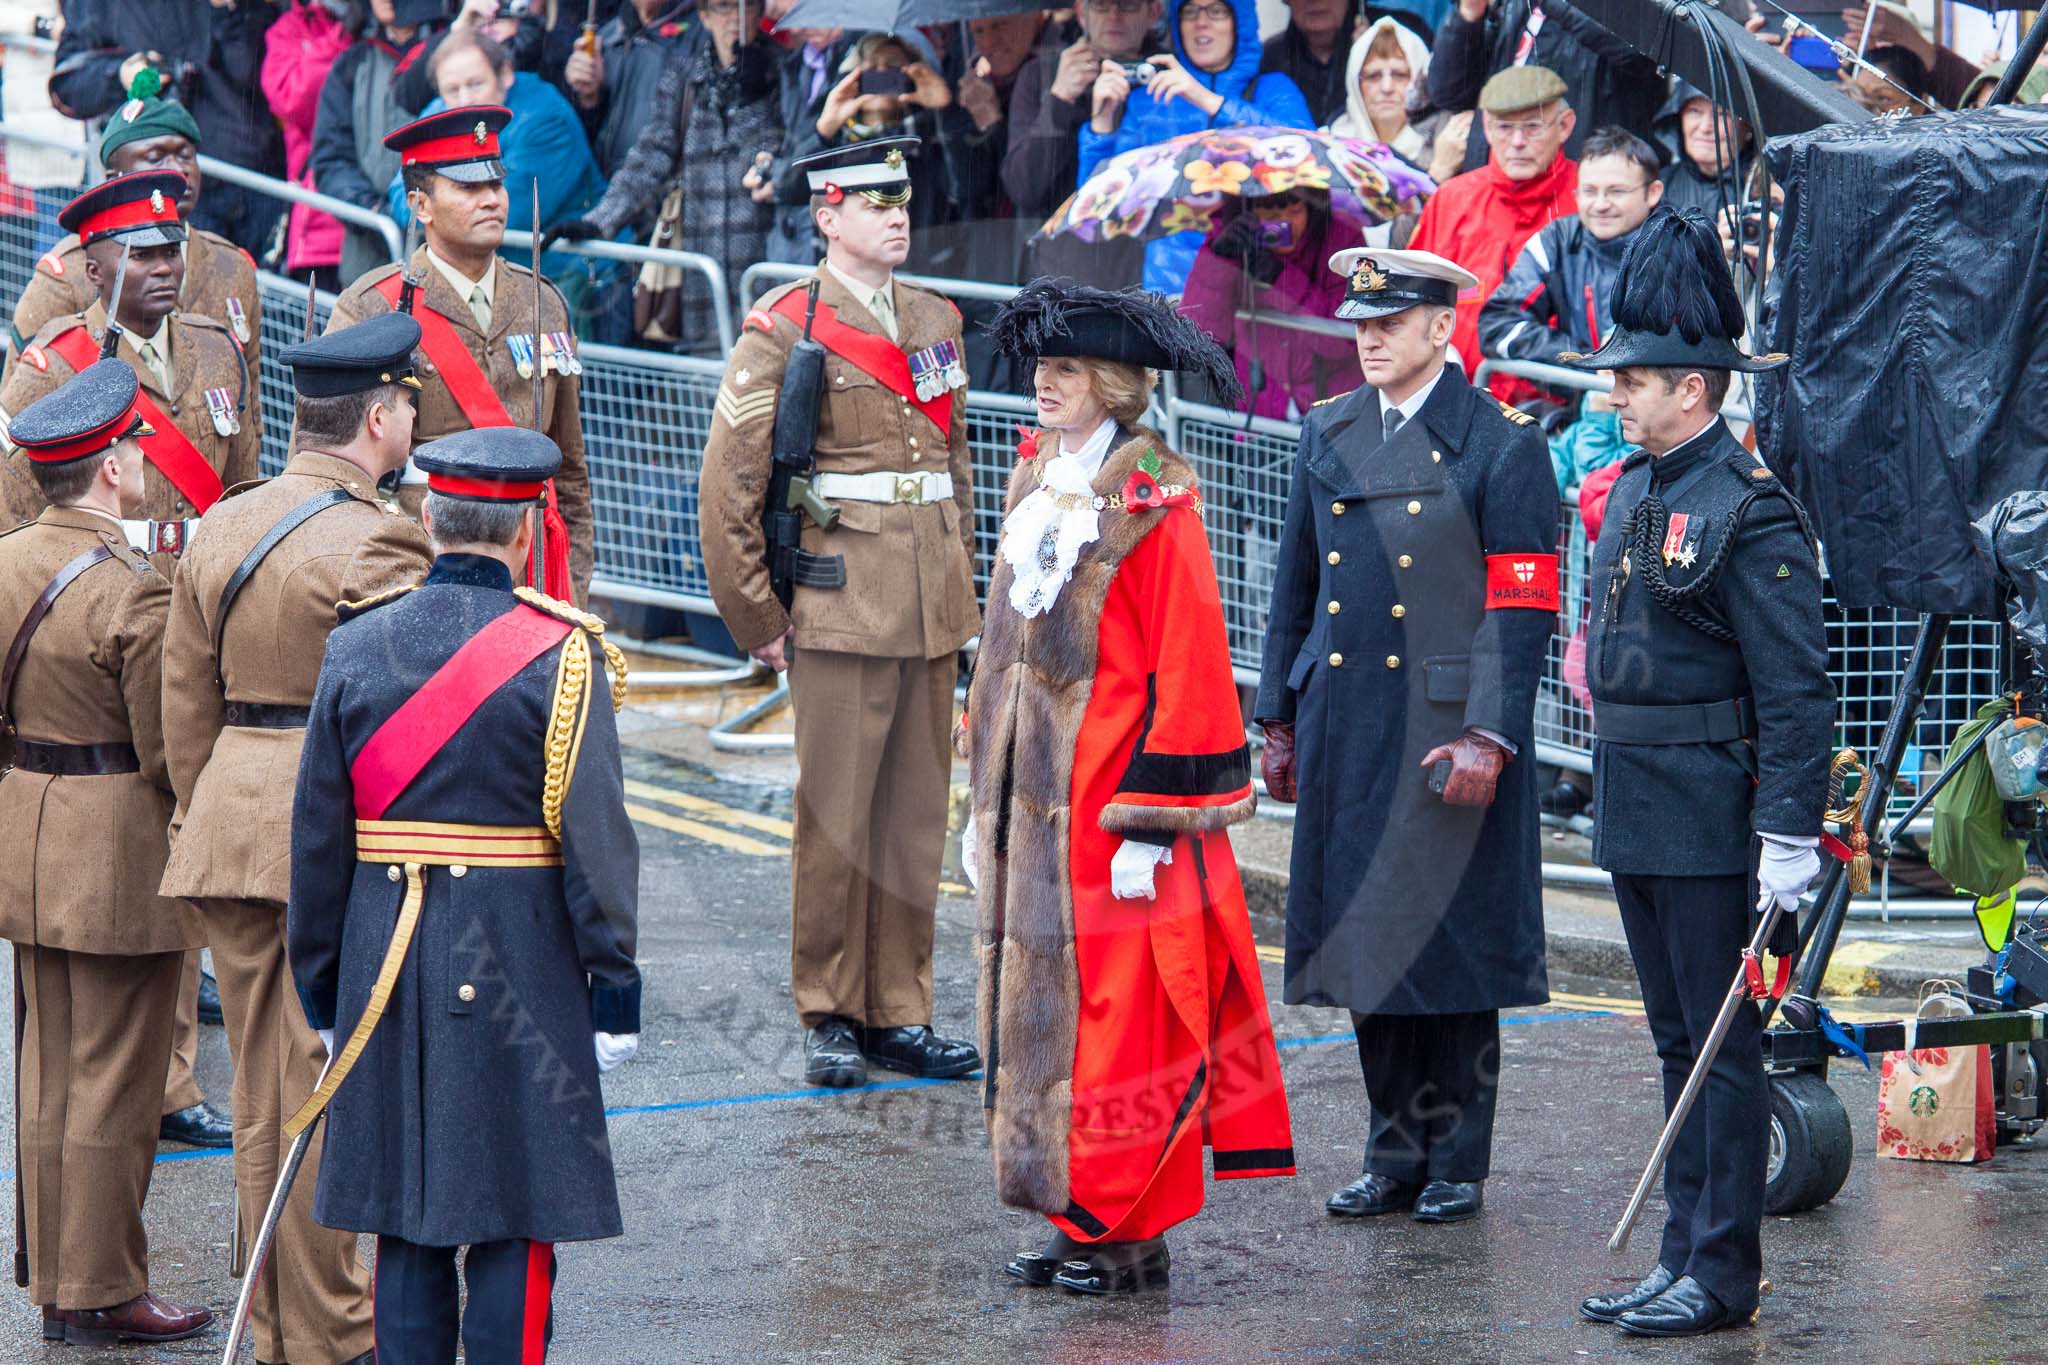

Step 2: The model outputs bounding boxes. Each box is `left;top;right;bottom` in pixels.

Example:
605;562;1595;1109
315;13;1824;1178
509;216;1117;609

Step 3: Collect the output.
1120;471;1197;512
1015;424;1042;459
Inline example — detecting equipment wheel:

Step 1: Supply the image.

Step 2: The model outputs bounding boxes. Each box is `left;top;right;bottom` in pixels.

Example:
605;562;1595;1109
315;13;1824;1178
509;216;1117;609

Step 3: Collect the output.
1764;1071;1853;1214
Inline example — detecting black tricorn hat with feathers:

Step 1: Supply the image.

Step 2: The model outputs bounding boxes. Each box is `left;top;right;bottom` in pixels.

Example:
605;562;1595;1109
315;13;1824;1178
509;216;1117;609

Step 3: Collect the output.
1560;207;1787;374
986;278;1244;409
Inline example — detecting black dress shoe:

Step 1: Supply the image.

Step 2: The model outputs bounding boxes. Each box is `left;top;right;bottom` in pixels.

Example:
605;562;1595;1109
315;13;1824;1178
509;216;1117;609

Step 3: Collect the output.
197;969;224;1026
1412;1179;1483;1223
805;1018;867;1088
1580;1265;1676;1323
159;1101;233;1148
860;1025;980;1079
1004;1231;1079;1287
1051;1238;1170;1295
1617;1275;1746;1338
1326;1172;1420;1217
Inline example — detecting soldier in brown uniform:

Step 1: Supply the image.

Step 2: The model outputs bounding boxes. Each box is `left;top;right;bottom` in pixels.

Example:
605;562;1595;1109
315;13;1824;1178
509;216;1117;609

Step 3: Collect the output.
0;169;249;1149
700;138;982;1087
325;104;594;605
159;317;430;1365
7;71;261;380
0;360;214;1346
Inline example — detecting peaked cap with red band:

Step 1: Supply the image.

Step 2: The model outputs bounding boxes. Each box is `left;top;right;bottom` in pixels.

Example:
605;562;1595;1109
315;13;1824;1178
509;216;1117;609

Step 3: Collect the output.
384;104;511;184
57;170;189;249
412;426;561;503
7;359;155;464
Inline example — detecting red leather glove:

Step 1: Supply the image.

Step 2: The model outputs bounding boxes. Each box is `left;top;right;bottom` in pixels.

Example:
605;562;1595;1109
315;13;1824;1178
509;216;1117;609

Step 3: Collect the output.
1419;729;1508;808
1260;721;1297;803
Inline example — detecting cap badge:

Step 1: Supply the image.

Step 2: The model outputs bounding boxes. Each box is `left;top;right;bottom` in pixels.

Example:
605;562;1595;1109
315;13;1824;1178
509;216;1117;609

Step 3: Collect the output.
474;121;488;144
885;149;904;169
150;188;166;215
1351;259;1388;293
121;98;144;123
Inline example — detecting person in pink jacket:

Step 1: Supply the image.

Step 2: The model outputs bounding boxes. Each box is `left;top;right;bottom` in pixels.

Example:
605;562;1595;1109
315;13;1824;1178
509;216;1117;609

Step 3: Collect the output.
263;0;354;288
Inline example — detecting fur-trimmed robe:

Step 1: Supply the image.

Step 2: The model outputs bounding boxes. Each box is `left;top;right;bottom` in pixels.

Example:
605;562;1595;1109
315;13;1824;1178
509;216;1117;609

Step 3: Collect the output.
968;427;1295;1243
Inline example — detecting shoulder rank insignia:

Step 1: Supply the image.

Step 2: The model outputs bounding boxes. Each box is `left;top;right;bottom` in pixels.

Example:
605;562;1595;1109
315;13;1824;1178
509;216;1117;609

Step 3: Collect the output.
515;584;606;633
337;582;420;621
1311;393;1341;409
1751;466;1774;480
1496;399;1536;427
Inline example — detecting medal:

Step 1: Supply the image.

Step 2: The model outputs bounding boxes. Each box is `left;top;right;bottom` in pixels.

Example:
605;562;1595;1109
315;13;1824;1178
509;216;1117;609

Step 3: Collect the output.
536;332;555;376
509;334;534;379
204;387;240;437
1661;512;1693;567
552;332;581;376
226;296;251;345
942;338;967;390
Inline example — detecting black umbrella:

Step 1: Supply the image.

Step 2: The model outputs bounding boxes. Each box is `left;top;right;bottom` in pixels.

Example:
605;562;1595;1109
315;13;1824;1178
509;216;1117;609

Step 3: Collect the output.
779;0;1044;31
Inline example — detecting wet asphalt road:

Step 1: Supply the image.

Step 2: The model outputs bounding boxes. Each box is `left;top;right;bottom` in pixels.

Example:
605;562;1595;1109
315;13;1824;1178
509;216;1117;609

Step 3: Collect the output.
3;745;2045;1364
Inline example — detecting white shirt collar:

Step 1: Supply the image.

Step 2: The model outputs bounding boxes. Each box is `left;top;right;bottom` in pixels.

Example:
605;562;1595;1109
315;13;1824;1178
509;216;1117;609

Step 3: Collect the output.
1379;362;1447;429
1055;418;1120;480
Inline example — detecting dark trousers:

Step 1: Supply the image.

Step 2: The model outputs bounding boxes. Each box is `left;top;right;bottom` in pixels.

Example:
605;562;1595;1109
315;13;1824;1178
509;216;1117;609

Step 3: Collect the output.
1351;1009;1500;1184
1611;872;1767;1314
373;1235;556;1364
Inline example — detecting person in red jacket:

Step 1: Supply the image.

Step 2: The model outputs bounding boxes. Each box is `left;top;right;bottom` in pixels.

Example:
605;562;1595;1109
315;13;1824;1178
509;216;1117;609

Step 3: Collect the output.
968;281;1295;1296
1406;63;1578;401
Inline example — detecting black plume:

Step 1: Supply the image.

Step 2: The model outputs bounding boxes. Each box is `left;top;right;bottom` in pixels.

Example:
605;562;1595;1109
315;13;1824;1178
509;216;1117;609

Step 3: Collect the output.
986;277;1244;410
1608;206;1746;345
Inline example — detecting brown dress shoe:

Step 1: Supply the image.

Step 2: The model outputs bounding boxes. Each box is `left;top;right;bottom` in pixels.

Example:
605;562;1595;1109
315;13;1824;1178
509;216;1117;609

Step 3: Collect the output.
51;1291;213;1345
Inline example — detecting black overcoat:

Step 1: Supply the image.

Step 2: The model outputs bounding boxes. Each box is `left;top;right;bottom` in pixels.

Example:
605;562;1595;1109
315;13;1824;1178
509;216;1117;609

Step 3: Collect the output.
1255;368;1557;1016
1586;420;1834;877
289;553;641;1247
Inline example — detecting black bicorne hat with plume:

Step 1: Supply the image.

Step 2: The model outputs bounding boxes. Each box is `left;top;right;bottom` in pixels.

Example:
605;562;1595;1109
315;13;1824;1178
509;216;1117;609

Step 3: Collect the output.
1560;206;1788;374
986;278;1245;409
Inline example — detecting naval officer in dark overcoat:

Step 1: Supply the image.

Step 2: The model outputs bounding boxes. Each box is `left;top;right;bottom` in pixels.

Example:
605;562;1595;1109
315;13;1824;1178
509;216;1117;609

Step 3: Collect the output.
1566;207;1832;1340
1255;248;1560;1227
288;427;641;1361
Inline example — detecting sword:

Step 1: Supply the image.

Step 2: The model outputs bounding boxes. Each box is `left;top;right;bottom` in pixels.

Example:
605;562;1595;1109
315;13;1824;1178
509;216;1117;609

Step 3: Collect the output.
529;178;546;595
98;239;133;360
1607;898;1786;1254
395;214;423;317
218;1052;335;1364
301;270;319;342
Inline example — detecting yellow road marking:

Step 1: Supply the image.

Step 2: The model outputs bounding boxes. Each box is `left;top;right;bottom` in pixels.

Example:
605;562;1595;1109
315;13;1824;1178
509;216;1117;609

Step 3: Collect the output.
624;779;794;838
1818;939;1907;999
625;803;786;857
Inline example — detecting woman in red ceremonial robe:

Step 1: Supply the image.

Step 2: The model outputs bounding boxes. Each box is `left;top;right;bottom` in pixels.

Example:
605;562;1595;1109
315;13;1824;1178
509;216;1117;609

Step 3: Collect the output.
963;281;1295;1295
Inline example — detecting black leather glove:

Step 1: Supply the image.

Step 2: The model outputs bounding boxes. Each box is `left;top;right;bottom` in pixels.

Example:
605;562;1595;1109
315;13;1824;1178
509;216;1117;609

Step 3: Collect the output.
540;216;600;255
1209;212;1260;264
1260;721;1297;804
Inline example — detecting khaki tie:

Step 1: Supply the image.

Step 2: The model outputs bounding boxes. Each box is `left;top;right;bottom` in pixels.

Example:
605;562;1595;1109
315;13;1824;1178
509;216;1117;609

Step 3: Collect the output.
137;338;170;394
468;283;492;334
868;285;898;344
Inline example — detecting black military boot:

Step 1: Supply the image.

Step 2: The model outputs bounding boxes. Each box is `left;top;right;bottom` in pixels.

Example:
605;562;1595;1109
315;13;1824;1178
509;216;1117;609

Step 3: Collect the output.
859;1025;980;1078
1580;1265;1676;1323
1326;1172;1419;1217
804;1017;866;1088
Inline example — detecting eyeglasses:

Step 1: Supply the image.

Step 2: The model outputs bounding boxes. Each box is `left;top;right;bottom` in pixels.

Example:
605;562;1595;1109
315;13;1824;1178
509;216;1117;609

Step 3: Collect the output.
1487;111;1562;143
1180;2;1232;21
1576;183;1650;205
1084;0;1151;14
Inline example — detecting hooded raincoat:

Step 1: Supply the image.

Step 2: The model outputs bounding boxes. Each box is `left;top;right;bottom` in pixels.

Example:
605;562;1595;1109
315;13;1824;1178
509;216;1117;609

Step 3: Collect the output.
1325;16;1440;172
1077;0;1314;293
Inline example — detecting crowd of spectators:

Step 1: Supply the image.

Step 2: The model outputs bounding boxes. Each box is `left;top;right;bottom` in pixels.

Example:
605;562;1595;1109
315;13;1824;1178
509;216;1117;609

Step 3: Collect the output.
5;0;2044;415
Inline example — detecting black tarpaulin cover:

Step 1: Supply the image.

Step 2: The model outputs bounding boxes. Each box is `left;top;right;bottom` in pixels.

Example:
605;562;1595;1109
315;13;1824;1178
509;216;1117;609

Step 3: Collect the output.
1974;492;2048;670
1754;107;2048;615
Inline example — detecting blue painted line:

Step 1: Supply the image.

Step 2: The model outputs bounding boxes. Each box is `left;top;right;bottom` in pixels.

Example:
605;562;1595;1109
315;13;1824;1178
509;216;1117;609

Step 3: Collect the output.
0;1003;1621;1181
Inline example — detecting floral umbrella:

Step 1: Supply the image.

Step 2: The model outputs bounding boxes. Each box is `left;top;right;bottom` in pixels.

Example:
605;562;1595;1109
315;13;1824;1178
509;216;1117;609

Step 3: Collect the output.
1036;126;1436;248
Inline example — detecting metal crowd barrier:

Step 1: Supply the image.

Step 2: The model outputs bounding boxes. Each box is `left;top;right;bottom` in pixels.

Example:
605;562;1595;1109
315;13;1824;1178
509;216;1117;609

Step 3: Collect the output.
501;227;735;358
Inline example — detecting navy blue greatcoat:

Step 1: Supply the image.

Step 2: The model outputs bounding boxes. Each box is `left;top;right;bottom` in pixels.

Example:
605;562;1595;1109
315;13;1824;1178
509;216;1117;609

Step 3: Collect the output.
289;553;641;1247
1255;367;1557;1016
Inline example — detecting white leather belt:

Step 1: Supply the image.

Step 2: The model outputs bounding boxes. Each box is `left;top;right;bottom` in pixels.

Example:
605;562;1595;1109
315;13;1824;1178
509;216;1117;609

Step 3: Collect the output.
812;471;954;505
122;518;194;556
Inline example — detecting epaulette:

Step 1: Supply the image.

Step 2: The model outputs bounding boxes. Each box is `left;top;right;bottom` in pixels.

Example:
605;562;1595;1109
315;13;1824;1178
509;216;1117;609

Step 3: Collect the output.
219;477;267;501
336;582;420;621
743;280;808;336
96;529;153;574
1734;451;1780;484
1311;394;1341;409
515;584;606;633
519;585;630;713
1496;399;1536;427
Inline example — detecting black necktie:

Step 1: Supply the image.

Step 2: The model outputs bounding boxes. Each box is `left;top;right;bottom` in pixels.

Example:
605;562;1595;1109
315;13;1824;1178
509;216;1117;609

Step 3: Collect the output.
1384;407;1405;441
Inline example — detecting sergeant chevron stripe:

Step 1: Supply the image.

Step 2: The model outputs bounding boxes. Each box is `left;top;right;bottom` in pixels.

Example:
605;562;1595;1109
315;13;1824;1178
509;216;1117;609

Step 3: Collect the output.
714;383;776;429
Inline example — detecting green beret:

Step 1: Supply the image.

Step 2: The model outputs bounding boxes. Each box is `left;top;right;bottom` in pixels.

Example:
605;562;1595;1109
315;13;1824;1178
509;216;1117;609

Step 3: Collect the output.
1479;64;1568;114
98;68;203;164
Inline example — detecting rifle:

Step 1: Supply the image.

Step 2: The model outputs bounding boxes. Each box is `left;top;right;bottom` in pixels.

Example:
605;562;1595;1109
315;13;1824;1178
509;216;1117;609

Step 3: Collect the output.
97;240;133;360
765;279;841;609
529;179;547;594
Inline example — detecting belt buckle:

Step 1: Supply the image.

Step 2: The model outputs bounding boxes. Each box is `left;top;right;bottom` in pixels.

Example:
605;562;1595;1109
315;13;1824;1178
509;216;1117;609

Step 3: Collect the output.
894;475;922;505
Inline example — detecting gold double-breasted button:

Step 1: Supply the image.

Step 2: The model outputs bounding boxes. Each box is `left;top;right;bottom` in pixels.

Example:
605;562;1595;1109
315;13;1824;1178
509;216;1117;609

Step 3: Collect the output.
1386;655;1401;669
1406;500;1422;515
457;984;476;1003
1327;601;1341;615
1398;554;1414;568
1327;551;1342;566
451;865;468;878
1332;500;1346;516
1391;604;1406;619
1328;652;1344;667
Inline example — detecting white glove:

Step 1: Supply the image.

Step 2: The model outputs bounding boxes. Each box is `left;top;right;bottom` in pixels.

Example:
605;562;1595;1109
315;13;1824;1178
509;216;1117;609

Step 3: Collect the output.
1756;834;1821;914
1109;839;1173;900
594;1031;639;1073
962;812;979;890
316;1028;335;1060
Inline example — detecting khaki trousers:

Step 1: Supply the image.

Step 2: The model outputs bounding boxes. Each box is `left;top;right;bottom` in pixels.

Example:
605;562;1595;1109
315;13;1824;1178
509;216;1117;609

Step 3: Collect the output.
19;944;181;1309
786;648;952;1030
198;898;374;1365
160;947;204;1116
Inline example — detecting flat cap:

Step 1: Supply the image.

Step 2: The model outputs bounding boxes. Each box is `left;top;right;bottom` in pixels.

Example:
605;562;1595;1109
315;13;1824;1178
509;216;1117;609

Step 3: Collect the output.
58;170;188;249
282;314;425;398
1328;247;1478;321
385;105;511;184
1479;64;1568;114
7;360;153;465
99;67;203;162
413;427;562;503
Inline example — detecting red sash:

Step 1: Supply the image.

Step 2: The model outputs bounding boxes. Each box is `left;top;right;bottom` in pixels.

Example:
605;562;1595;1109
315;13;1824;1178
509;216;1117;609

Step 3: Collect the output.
349;604;575;818
768;289;951;438
46;327;225;514
372;273;573;599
